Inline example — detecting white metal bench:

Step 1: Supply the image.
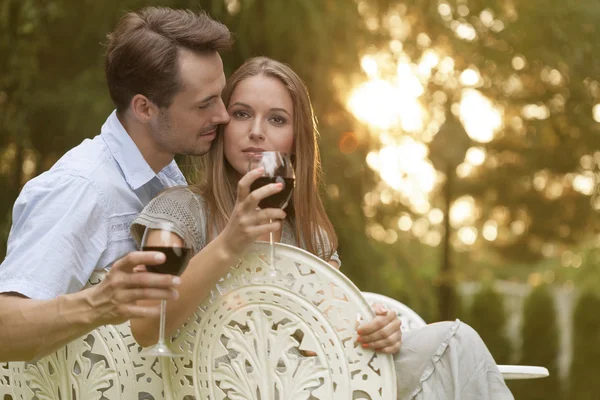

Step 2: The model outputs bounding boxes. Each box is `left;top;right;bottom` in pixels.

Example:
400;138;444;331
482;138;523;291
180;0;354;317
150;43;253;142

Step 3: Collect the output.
1;243;396;399
362;291;550;380
1;243;548;399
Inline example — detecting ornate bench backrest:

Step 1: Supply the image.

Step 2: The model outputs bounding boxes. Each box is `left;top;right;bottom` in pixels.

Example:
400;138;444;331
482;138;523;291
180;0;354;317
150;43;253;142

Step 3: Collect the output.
1;243;397;400
0;270;165;400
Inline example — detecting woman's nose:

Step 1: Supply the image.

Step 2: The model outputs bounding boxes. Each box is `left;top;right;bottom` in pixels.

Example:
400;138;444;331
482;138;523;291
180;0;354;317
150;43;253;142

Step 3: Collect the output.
248;121;265;140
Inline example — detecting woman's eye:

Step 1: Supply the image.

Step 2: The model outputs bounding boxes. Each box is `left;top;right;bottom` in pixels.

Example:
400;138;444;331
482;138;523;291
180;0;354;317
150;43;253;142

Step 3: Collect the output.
271;116;286;125
233;110;250;118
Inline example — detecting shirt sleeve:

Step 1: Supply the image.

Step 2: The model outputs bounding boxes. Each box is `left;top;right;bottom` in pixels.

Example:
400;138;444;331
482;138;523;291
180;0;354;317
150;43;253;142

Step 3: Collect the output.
130;188;207;254
0;174;108;300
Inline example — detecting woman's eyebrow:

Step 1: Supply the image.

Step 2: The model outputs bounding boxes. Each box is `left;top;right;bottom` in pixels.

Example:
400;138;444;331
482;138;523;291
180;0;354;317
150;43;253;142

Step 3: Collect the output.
270;107;291;116
229;101;251;109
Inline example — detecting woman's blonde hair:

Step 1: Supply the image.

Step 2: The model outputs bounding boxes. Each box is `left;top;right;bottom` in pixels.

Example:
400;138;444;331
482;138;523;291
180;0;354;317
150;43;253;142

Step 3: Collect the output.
192;56;337;259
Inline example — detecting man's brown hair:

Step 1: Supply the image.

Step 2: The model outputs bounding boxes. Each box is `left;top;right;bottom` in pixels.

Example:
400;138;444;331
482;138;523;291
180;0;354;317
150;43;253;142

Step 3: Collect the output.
105;7;232;111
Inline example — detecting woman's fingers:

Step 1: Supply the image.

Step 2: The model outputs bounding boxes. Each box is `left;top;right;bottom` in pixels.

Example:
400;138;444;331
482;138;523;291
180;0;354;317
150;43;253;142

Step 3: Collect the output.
236;167;265;202
357;308;397;337
244;220;283;237
356;306;402;355
252;208;287;225
361;330;402;350
374;341;402;354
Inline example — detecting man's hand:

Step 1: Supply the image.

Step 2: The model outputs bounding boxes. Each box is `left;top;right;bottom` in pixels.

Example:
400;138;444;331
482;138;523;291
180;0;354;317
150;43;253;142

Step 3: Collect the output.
219;167;287;256
357;304;402;354
0;250;183;361
86;251;180;326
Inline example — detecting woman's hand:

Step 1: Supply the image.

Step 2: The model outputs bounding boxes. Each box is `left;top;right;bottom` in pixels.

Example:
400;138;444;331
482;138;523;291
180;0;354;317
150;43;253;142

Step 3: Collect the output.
356;304;402;354
219;167;287;257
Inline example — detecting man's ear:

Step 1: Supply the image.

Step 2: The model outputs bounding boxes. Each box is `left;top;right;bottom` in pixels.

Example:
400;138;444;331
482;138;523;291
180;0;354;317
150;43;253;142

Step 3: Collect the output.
130;94;159;123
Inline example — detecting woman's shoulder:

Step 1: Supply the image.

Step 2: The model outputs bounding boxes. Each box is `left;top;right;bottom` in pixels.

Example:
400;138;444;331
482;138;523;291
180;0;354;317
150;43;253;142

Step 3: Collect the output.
131;186;208;251
148;186;206;209
156;185;201;199
133;186;208;227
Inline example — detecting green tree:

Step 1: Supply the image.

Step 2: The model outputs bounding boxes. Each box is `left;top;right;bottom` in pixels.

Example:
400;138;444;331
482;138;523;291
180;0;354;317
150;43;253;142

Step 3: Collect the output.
394;0;600;263
341;0;600;321
568;290;600;400
510;284;562;400
464;283;512;364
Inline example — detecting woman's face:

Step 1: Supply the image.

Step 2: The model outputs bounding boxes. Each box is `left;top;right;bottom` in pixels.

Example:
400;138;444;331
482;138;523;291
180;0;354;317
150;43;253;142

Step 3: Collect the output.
223;75;295;176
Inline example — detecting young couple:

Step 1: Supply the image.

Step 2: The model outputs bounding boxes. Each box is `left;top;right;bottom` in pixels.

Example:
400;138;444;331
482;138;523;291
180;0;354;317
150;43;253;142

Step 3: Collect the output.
0;6;513;399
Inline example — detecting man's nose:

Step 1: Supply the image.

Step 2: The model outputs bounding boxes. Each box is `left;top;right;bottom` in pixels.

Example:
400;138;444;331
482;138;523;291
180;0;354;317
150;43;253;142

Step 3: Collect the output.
213;99;230;124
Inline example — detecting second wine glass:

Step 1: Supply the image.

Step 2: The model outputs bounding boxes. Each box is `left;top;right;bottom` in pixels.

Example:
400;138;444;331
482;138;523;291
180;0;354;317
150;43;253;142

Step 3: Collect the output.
139;221;192;358
248;151;295;281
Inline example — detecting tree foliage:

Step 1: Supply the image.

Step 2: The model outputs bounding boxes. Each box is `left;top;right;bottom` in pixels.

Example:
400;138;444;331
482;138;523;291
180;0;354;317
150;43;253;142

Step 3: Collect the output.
510;284;562;400
464;283;512;364
568;290;600;400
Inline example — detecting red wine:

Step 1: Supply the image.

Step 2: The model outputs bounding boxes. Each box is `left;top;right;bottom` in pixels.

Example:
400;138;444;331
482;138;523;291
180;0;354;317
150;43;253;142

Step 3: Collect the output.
250;177;295;209
142;246;191;276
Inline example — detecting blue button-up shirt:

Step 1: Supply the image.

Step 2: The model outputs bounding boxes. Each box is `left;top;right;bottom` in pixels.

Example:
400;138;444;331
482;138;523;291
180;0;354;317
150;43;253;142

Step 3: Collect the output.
0;111;187;300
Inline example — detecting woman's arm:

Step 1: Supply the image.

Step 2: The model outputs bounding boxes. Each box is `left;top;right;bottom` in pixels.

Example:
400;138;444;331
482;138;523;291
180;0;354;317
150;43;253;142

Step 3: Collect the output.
131;169;287;347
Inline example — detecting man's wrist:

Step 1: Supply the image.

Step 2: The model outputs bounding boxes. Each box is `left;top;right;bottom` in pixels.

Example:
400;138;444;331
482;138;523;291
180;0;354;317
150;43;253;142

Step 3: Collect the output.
65;287;102;329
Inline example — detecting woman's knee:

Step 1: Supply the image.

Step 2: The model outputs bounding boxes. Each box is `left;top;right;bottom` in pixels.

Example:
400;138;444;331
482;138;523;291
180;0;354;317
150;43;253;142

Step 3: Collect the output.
454;321;495;358
455;321;484;343
433;320;460;332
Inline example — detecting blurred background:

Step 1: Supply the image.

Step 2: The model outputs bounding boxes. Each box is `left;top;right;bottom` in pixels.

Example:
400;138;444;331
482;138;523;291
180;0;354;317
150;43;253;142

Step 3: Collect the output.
1;0;599;398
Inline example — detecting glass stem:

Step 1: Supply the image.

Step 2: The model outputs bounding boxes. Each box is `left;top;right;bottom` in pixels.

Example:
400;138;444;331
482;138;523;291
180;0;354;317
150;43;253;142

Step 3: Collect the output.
157;300;167;346
269;218;275;269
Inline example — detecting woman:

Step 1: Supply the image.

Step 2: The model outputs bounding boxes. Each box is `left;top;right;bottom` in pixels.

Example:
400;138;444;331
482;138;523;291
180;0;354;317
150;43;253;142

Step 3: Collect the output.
130;57;513;399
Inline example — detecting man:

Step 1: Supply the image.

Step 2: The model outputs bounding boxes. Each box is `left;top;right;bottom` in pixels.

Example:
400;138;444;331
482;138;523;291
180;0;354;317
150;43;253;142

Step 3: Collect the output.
0;6;233;362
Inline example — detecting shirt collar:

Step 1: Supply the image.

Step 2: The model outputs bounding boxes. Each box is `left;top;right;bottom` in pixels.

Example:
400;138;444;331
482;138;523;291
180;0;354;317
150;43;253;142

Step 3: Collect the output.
101;110;186;190
162;159;188;186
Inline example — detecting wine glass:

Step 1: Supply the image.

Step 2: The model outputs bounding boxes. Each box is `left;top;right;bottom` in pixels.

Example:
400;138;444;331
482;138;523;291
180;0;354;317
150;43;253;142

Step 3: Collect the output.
248;151;295;281
139;221;192;358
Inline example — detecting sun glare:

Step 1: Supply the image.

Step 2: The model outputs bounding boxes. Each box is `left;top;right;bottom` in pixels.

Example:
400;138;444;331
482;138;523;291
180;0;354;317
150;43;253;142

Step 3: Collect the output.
450;195;477;227
366;138;437;213
348;59;426;133
347;49;503;245
460;68;480;86
348;80;400;130
361;56;379;78
459;89;502;143
592;104;600;123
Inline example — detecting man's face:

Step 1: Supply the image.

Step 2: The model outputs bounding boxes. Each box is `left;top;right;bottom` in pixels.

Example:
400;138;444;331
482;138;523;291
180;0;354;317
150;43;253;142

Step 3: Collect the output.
151;50;229;156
